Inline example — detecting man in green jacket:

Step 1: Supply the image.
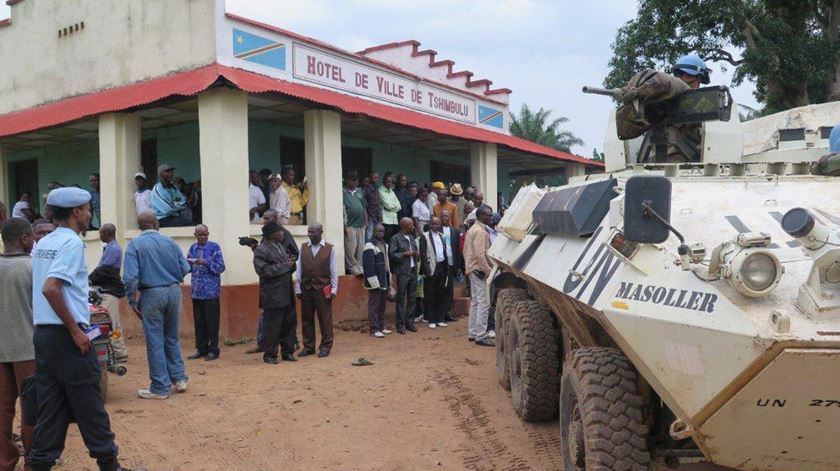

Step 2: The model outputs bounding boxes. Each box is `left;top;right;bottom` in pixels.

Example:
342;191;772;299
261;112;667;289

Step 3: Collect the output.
379;172;401;243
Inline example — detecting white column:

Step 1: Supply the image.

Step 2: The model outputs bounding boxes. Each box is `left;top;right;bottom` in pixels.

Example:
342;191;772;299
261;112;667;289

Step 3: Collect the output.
470;142;498;210
98;113;141;240
566;162;587;180
198;88;252;285
304;109;345;274
0;144;7;207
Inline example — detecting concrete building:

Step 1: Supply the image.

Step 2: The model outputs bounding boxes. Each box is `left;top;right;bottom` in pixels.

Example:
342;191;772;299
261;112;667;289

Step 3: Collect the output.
0;0;601;338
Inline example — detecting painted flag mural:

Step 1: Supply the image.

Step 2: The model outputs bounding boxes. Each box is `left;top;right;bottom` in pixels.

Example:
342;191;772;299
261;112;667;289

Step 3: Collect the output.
233;29;286;71
478;105;504;129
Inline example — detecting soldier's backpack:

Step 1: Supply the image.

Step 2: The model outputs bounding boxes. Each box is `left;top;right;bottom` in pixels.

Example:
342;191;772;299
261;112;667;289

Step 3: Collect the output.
615;69;691;140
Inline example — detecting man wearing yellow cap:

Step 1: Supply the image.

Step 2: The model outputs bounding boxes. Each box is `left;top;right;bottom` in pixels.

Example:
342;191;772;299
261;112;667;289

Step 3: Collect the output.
433;184;459;228
280;166;309;225
427;181;444;213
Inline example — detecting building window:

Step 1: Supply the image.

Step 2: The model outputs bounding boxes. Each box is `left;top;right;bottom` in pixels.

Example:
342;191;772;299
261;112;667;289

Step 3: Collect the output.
341;146;372;180
141;139;158;185
12;159;39;216
279;137;305;178
430;160;470;187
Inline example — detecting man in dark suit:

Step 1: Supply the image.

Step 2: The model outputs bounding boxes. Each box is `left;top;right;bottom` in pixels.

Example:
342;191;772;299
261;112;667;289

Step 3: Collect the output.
440;209;462;321
253;222;297;364
389;217;419;334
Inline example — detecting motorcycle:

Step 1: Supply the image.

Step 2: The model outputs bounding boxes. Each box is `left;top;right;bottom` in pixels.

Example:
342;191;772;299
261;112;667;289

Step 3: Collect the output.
88;290;127;402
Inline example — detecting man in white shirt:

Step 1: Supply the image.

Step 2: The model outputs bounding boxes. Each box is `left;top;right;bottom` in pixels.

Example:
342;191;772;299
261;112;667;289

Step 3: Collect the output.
134;172;152;216
248;170;267;224
11;193;35;221
440;209;461;322
268;174;291;225
412;187;431;235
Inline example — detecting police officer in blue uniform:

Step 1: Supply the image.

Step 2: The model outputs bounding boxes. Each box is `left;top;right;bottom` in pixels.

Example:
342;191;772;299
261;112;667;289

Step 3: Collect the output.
29;187;145;471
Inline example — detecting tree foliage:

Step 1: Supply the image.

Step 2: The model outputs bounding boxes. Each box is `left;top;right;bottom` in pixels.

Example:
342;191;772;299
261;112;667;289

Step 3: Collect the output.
606;0;840;113
510;104;584;152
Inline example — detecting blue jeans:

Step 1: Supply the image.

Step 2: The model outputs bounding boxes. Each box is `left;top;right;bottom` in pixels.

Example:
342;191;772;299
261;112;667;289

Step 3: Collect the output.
140;286;188;395
365;219;380;242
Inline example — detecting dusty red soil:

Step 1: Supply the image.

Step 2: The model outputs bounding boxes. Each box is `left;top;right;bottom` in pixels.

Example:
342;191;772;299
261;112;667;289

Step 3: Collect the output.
48;319;566;471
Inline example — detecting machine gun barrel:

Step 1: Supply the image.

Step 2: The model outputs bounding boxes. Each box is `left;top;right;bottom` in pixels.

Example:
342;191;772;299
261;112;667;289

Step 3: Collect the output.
581;86;622;99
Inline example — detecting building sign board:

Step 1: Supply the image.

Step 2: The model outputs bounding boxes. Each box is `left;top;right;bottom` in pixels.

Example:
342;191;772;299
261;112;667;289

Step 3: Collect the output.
292;43;476;125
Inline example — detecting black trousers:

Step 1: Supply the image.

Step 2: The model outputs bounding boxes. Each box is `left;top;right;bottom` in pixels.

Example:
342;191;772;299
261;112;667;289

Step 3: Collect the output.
262;306;296;359
424;263;448;324
300;289;334;353
444;266;456;315
192;298;220;356
29;326;118;467
367;289;388;333
158;214;192;228
394;270;417;327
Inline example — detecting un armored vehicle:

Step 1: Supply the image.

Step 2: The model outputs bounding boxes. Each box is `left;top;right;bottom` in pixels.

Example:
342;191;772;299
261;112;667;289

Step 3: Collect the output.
488;86;840;470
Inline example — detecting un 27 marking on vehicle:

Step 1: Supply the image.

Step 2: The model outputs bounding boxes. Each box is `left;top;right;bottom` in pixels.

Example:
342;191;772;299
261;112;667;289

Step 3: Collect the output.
810;399;840;408
614;282;718;313
562;226;621;305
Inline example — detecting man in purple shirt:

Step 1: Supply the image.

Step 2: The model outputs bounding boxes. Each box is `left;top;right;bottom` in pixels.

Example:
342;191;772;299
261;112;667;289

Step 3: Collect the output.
90;223;128;361
186;224;226;361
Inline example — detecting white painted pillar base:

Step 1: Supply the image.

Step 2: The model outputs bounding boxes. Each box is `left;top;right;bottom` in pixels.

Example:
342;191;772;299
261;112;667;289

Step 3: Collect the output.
199;88;252;285
565;162;586;180
98;113;141;241
470;142;498;210
304;109;345;274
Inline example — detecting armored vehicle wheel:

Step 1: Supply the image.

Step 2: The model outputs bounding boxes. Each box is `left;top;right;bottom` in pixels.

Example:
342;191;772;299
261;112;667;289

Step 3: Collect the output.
508;299;559;421
560;347;650;471
98;369;109;403
495;288;528;390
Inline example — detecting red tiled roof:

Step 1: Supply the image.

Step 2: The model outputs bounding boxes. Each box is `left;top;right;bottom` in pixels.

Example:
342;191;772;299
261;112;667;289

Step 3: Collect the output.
0;63;601;167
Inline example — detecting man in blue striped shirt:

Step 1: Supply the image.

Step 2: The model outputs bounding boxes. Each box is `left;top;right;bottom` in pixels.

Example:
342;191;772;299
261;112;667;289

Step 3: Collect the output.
124;212;191;400
186;224;225;362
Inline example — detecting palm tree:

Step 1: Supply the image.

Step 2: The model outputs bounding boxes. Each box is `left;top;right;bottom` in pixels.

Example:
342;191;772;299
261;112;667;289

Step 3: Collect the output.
510;104;584;152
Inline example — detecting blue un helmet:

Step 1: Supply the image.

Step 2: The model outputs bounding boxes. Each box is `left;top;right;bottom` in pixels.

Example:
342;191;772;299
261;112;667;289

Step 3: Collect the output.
672;54;711;85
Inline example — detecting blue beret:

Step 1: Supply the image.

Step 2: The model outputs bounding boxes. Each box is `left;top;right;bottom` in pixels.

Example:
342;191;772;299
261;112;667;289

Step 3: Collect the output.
46;187;92;208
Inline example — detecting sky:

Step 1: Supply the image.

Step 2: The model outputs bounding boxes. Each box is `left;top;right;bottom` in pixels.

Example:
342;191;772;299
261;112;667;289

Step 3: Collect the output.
0;0;760;156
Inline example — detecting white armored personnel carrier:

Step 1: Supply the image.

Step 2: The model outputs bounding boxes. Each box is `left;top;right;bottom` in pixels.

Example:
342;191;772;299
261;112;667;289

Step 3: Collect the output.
488;87;840;470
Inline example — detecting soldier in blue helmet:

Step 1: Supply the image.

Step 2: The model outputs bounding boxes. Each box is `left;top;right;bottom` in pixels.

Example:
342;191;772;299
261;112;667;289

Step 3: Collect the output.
672;53;712;89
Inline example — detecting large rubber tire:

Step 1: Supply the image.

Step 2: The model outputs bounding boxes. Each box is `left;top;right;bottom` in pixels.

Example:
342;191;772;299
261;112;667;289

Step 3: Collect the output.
508;299;559;421
495;288;528;390
560;347;651;471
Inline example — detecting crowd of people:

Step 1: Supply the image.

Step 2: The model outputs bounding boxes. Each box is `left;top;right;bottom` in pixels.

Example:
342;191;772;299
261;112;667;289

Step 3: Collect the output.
342;170;504;347
0;162;507;470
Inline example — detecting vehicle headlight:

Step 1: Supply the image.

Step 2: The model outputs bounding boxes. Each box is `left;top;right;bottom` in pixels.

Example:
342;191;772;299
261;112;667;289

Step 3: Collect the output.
741;253;778;291
728;249;783;297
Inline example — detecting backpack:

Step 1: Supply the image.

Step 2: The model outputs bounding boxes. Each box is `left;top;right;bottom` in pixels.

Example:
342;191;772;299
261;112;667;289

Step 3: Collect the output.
615;69;691;140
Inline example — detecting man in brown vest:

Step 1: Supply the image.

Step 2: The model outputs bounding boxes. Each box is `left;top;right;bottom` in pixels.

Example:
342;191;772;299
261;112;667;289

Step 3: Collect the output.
295;222;338;358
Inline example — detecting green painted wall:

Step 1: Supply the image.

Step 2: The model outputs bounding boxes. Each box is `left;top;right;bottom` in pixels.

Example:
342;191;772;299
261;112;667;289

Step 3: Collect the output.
5;139;99;212
145;121;201;183
3;118;512;211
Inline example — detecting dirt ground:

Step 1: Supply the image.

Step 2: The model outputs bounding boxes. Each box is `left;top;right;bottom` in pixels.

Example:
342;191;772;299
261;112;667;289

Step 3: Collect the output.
48;319;567;471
